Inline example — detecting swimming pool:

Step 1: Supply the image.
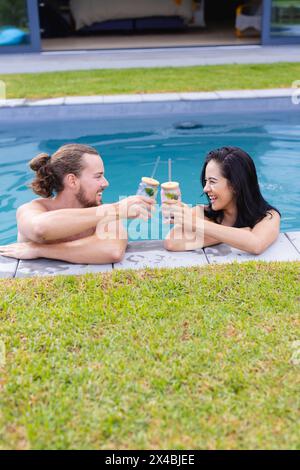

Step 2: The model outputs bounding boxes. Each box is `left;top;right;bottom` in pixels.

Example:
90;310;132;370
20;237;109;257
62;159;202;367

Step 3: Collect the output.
0;107;299;243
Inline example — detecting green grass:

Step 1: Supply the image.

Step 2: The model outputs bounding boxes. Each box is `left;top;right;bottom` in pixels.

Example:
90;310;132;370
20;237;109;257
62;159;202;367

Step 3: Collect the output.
1;62;300;99
0;261;299;450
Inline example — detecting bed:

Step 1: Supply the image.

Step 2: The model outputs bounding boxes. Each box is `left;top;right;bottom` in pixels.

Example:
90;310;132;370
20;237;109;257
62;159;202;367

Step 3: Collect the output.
69;0;195;31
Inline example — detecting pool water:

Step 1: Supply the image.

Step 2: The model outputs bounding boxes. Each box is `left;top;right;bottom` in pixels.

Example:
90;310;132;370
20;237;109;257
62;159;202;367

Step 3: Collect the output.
0;110;299;244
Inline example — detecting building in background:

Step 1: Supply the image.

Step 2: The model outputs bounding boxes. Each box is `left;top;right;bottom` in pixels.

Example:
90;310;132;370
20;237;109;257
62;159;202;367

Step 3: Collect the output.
0;0;299;54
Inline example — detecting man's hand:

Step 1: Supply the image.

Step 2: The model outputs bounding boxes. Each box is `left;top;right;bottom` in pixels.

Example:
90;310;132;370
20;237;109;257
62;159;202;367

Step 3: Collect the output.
116;195;155;221
0;242;40;260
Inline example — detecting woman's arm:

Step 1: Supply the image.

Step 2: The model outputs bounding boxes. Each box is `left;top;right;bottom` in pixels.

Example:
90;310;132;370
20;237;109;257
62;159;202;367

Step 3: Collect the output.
199;210;280;255
164;203;280;254
164;206;220;251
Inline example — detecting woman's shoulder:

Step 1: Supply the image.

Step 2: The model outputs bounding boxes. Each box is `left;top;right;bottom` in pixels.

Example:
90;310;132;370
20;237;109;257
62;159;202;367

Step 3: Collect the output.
252;208;281;230
265;208;281;220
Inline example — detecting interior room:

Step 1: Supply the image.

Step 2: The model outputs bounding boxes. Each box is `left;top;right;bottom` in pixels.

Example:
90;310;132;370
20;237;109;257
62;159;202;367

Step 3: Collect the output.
40;0;262;51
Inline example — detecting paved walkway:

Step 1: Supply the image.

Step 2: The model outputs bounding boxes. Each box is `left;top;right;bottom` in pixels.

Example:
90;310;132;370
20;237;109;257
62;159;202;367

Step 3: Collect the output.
1;232;299;279
1;45;299;74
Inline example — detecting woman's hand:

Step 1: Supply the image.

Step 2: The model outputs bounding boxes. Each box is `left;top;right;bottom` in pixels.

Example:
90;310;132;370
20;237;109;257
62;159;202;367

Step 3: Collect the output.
162;201;199;232
0;242;41;260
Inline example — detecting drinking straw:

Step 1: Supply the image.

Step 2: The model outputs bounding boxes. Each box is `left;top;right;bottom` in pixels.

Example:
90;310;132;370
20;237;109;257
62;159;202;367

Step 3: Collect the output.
151;156;160;179
168;158;172;182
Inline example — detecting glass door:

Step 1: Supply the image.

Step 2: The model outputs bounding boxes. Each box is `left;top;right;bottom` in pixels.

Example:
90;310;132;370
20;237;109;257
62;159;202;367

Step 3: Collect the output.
0;0;41;53
262;0;300;43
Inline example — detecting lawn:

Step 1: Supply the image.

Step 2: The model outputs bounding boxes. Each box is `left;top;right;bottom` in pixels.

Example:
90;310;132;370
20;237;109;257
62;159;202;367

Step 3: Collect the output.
1;62;300;99
0;261;299;450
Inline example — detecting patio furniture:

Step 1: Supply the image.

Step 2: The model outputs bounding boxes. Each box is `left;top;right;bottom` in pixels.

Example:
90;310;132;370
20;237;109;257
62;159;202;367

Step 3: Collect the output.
235;1;262;37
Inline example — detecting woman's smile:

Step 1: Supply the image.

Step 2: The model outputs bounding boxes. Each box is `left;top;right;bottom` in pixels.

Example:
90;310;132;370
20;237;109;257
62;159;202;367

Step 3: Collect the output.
208;195;218;203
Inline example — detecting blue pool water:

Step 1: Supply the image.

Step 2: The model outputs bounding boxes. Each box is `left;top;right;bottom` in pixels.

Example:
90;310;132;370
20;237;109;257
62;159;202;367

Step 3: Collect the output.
0;110;299;243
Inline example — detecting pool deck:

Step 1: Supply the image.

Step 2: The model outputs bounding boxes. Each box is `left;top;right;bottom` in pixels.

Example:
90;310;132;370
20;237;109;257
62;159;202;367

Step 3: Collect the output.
1;45;300;75
0;88;298;124
0;87;296;110
1;232;299;279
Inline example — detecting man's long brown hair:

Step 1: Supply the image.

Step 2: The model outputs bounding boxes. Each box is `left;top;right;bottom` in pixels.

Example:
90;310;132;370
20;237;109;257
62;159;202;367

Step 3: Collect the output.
29;143;99;197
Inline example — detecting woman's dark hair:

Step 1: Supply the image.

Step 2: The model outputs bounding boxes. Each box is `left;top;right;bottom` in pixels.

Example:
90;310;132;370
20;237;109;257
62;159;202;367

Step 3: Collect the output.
201;146;281;228
29;143;99;197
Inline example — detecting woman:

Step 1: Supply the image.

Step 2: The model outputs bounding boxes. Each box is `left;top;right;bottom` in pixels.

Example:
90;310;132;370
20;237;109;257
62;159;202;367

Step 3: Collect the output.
163;146;281;255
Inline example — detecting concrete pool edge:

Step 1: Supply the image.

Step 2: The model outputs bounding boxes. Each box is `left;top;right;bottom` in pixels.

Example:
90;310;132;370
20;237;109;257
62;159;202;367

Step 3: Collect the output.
1;232;299;279
0;91;298;122
0;88;296;109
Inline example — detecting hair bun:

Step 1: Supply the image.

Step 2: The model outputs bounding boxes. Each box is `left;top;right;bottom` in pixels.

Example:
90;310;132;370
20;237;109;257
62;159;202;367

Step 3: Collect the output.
29;153;51;172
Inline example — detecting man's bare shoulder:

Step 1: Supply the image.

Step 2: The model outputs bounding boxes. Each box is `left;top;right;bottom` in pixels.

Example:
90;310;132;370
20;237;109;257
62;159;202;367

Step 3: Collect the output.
17;199;95;243
16;199;51;242
17;198;51;217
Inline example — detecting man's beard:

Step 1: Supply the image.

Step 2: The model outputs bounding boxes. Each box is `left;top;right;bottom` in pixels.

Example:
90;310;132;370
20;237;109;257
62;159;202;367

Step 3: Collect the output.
75;186;102;208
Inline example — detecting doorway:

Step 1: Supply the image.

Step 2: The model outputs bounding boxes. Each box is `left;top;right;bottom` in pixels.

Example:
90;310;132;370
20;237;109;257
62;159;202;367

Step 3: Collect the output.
40;0;261;52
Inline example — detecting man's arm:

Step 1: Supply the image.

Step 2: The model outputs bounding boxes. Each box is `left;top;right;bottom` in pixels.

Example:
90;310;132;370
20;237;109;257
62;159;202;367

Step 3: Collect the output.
1;221;128;264
37;232;127;264
17;202;114;243
17;196;153;243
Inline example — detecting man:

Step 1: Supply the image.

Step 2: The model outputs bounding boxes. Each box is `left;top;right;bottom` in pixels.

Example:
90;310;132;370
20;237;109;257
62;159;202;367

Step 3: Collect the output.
0;144;154;264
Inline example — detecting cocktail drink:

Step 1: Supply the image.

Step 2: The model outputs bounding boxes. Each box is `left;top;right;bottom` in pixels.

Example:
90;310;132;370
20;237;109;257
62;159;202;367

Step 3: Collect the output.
137;176;160;200
161;182;181;202
161;181;181;222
